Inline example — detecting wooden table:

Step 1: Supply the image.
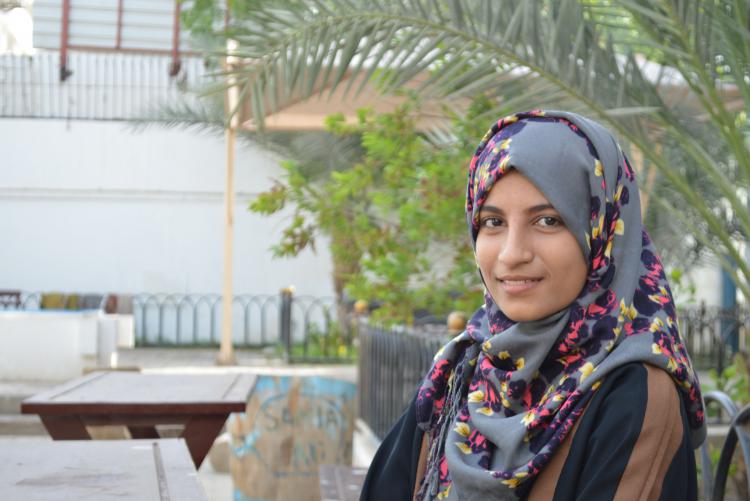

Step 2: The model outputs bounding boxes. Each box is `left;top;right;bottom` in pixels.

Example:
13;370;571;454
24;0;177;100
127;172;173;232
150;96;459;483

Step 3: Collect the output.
0;438;207;500
21;371;256;467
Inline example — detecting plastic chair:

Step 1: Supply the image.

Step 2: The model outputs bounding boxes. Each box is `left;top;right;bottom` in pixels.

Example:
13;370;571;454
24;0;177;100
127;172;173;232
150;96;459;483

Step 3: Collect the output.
40;293;65;309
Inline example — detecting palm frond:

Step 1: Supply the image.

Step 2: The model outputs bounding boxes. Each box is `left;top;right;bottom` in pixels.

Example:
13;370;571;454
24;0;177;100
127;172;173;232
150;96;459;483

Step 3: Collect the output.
189;0;750;297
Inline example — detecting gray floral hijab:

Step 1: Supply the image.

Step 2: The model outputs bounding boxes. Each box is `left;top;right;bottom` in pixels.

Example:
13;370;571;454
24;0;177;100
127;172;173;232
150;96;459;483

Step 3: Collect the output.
415;110;706;500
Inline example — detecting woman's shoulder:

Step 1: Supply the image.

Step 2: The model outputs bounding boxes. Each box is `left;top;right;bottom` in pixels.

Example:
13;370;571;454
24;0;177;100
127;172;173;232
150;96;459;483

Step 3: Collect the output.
577;361;684;454
536;362;693;500
592;361;682;418
599;360;676;385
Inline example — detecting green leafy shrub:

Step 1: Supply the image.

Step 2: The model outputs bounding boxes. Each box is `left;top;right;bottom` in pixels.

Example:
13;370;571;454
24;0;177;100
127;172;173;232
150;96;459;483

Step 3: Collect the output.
251;97;493;324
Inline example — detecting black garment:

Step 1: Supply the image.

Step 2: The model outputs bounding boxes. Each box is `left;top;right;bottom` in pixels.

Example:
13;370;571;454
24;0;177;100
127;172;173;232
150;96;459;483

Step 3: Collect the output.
360;363;697;501
360;389;424;501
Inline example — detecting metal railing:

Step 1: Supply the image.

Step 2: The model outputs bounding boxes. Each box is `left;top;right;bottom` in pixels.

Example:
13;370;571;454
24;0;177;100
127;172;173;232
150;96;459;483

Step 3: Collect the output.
357;321;446;439
278;289;358;362
680;304;749;373
133;292;279;346
0;50;208;120
133;292;341;351
1;291;347;358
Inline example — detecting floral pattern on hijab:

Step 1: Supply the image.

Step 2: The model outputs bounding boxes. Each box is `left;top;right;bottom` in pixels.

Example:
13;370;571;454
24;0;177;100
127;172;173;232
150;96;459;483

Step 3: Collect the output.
414;110;705;500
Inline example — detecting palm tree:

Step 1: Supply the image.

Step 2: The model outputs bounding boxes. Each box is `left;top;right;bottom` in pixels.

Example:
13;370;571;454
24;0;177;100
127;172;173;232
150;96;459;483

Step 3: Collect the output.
200;0;750;297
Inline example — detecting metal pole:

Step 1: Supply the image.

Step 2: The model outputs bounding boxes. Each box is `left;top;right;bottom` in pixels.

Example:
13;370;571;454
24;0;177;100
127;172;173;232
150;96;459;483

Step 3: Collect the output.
721;263;739;357
60;0;72;81
280;287;294;362
169;0;182;76
115;0;124;50
216;39;239;366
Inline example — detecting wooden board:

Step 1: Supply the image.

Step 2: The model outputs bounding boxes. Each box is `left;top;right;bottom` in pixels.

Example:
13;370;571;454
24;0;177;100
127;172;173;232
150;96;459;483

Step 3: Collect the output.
0;438;207;500
229;375;357;501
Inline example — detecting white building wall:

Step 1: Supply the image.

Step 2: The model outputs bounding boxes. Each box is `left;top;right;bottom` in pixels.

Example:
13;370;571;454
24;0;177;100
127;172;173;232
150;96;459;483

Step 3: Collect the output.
0;118;335;297
680;266;722;307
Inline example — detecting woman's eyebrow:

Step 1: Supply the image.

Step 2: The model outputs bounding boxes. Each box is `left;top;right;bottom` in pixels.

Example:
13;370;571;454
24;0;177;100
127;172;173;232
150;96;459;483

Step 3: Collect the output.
527;203;557;213
480;205;503;214
480;203;557;215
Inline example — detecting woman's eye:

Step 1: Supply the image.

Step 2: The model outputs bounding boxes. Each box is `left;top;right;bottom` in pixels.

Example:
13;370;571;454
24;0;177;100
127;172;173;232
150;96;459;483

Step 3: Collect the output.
536;216;562;228
481;217;503;228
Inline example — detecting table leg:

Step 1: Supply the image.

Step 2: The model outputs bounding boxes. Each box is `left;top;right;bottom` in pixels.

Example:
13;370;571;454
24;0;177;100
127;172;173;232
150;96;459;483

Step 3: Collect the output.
128;426;160;439
182;415;227;468
40;415;90;440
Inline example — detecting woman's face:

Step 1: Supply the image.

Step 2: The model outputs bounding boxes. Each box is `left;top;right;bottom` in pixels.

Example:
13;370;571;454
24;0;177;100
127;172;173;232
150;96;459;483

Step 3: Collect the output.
475;170;588;322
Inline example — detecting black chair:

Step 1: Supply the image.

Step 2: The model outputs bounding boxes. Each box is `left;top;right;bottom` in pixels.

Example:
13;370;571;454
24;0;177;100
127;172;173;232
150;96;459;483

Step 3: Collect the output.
0;290;21;309
700;391;750;500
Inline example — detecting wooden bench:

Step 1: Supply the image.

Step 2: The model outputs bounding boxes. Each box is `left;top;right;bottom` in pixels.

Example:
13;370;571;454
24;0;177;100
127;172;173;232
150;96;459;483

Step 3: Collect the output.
0;438;207;500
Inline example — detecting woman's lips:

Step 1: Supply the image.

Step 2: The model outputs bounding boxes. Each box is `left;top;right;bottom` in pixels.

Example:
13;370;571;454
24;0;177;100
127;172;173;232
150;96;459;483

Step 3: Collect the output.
497;278;543;293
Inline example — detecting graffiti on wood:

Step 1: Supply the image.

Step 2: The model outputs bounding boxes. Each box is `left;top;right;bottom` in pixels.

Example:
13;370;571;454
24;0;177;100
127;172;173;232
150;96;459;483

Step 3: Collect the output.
230;375;356;501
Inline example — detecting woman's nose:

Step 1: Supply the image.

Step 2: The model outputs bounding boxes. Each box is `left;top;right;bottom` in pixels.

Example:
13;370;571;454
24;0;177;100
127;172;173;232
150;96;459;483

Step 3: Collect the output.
497;227;533;266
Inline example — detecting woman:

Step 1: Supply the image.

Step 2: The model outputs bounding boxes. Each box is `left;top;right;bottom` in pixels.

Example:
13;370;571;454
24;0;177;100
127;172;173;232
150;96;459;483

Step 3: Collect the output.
360;110;706;501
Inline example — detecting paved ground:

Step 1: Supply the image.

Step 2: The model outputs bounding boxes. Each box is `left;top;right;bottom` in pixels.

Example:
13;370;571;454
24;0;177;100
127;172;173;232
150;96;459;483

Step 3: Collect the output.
2;346;364;501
